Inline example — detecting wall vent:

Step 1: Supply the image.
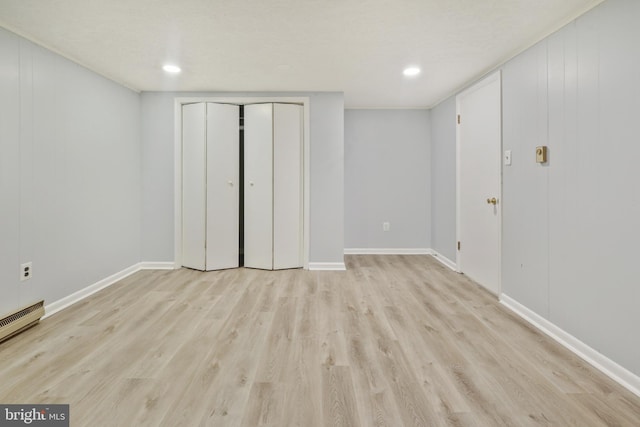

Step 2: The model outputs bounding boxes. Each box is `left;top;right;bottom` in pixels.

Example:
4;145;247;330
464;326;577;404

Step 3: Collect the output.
0;301;45;343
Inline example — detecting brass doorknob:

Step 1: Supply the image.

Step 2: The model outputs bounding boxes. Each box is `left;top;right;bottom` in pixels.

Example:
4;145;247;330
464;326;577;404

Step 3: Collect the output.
486;197;498;205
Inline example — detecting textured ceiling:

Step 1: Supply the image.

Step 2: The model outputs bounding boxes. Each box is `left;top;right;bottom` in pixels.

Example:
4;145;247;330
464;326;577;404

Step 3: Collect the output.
0;0;603;108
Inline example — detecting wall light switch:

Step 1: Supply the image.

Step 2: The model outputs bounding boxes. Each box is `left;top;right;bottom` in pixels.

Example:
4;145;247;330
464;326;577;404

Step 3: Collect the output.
536;146;548;163
504;150;512;166
383;222;390;232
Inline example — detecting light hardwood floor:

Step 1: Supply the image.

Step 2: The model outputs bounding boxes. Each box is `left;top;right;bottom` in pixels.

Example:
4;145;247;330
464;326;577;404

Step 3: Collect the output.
1;255;639;426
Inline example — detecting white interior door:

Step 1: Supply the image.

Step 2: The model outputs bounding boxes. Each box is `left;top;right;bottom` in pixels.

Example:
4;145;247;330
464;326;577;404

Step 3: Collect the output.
457;71;502;294
273;103;303;269
244;104;274;270
206;103;240;270
182;103;206;270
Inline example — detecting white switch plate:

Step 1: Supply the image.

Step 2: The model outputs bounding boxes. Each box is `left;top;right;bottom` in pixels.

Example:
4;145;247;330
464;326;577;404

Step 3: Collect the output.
504;150;512;166
383;222;390;232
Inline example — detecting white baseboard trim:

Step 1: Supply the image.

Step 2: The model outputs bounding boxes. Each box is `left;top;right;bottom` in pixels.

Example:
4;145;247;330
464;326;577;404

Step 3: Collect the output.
500;294;640;398
44;261;179;319
44;263;141;319
308;262;347;271
429;250;458;272
139;262;177;270
344;248;431;255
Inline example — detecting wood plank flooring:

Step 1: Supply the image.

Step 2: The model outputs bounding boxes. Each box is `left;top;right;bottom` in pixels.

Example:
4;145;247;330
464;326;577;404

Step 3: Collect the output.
1;255;639;426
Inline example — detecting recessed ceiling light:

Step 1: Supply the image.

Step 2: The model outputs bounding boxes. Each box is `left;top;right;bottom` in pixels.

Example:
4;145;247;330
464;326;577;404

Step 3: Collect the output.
403;67;421;77
162;64;181;73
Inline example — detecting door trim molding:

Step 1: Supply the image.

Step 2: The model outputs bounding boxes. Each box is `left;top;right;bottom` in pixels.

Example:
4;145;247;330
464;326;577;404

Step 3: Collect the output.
455;70;502;290
174;97;311;270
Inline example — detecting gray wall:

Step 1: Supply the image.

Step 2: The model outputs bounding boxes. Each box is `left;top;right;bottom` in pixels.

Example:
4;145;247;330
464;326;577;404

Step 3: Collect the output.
429;0;639;376
141;92;344;265
0;28;141;316
502;0;640;375
429;98;457;261
344;109;430;249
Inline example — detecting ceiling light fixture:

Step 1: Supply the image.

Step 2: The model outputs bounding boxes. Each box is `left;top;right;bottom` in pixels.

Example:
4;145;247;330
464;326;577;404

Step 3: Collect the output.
162;64;181;73
403;67;421;77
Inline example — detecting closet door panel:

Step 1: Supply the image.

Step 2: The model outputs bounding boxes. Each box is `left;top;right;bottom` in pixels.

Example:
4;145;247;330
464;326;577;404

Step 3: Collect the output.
273;104;303;269
206;103;240;270
244;104;274;270
182;103;206;270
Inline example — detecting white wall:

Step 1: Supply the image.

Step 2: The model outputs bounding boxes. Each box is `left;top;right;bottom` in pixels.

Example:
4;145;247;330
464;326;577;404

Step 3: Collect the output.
140;92;344;265
502;0;640;375
0;28;141;317
344;109;430;250
430;98;457;261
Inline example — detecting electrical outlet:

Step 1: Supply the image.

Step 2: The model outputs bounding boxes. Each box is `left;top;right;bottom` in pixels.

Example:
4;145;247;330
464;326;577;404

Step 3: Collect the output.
383;222;390;232
20;262;33;281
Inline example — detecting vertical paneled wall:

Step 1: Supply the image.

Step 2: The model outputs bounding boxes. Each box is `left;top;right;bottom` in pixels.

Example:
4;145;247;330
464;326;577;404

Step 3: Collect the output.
0;28;141;316
502;41;550;317
0;29;21;316
502;0;640;375
429;0;640;377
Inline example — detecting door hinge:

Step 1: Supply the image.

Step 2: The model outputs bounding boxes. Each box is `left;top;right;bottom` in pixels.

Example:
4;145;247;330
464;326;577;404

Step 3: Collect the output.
457;241;461;250
457;114;461;124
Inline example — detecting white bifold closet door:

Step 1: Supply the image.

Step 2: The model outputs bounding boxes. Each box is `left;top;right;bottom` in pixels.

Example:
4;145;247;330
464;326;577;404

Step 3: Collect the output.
244;103;302;270
182;103;207;270
182;102;240;271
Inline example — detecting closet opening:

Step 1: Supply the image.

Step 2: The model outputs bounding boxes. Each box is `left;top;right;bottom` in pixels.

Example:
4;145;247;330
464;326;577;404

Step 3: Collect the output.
239;105;244;267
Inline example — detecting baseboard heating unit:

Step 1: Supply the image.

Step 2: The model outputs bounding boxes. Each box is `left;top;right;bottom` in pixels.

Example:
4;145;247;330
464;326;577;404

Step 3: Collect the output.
0;301;45;343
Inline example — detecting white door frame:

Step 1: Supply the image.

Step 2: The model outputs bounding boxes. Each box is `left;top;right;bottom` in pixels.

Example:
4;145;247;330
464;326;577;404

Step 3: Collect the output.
173;96;311;270
455;71;502;291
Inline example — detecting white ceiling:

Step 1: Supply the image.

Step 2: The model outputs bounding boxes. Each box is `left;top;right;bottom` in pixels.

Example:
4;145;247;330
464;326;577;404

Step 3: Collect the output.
0;0;603;108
